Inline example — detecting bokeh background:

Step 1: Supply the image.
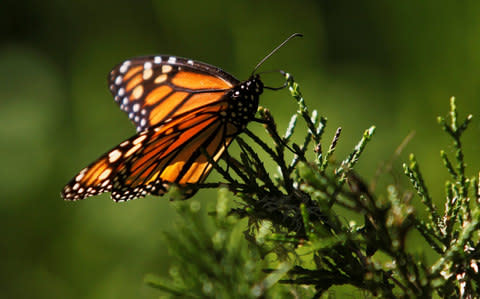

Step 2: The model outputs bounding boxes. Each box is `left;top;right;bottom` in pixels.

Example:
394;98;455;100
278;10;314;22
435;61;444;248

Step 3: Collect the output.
2;1;480;298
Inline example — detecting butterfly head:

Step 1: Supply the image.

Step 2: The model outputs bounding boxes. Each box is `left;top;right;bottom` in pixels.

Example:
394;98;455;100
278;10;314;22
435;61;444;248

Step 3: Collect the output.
245;74;264;95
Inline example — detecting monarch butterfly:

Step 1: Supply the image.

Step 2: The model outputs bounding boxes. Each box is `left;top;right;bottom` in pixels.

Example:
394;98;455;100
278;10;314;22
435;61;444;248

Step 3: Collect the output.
62;33;302;202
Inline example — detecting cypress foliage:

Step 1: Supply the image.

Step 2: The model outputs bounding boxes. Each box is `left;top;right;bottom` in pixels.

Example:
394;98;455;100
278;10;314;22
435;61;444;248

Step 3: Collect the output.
147;75;480;298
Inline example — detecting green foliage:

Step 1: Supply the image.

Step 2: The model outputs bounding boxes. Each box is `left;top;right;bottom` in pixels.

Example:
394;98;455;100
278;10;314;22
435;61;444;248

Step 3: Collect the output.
149;77;480;298
146;190;306;298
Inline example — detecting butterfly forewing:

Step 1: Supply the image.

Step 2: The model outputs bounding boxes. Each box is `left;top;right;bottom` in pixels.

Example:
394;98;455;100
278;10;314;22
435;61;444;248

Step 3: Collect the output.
62;104;232;201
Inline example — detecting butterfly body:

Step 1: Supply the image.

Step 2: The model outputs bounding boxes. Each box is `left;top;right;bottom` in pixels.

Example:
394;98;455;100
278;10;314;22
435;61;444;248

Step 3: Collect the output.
221;76;263;129
62;55;263;201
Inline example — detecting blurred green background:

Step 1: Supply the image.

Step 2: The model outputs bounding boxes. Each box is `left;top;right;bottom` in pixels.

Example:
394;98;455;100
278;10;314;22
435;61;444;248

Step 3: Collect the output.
2;0;480;298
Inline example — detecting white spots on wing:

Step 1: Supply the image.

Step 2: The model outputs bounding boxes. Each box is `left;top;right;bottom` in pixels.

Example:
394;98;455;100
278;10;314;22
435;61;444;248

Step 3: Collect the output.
154;56;162;64
132;103;140;112
78;188;84;193
220;111;227;117
128;112;134;119
140;118;147;127
168;56;176;64
99;168;112;181
132;85;144;100
134;116;140;123
125;143;142;157
133;134;147;145
122;97;129;105
108;149;122;163
115;75;123;85
162;65;172;73
143;68;153;80
141;109;147;115
187;59;194;65
75;171;85;182
73;183;80;190
120;140;130;147
144;62;152;69
118;88;125;96
119;60;131;74
154;74;167;84
101;180;110;187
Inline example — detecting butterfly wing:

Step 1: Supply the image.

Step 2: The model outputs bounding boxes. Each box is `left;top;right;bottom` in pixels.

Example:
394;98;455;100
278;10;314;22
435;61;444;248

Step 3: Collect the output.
108;55;239;132
63;55;263;201
62;102;240;201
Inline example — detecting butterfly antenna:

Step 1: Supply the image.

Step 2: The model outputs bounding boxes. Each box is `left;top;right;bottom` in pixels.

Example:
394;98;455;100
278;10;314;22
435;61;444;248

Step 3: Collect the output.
251;33;303;76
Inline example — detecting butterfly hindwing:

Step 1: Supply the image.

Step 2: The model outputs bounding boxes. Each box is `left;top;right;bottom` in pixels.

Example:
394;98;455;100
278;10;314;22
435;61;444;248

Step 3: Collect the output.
108;56;240;132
